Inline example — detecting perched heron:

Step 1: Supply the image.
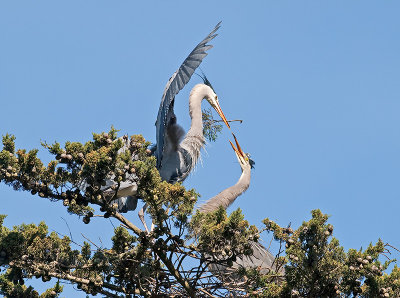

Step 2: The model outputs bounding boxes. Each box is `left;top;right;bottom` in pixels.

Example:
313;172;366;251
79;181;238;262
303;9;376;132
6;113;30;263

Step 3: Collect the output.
154;21;229;181
199;135;282;279
106;22;230;217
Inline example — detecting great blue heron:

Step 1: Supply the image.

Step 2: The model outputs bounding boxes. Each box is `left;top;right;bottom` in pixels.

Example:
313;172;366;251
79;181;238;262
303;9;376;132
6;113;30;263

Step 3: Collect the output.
199;135;282;280
106;22;230;218
199;135;253;213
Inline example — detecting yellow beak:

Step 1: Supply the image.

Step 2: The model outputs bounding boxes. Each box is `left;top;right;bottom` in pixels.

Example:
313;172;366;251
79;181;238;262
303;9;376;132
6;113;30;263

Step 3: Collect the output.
215;100;231;129
229;133;246;159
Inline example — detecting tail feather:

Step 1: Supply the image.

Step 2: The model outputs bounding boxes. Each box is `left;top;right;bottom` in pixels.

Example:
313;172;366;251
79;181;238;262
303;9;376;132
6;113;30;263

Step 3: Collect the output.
207;240;284;286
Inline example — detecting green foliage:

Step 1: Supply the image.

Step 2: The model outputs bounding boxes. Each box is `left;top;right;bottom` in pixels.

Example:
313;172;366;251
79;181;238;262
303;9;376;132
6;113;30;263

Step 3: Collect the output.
40;280;63;298
280;210;346;296
0;271;41;297
111;227;136;254
202;107;223;142
0;128;204;296
2;134;16;153
0;217;64;297
1;130;399;297
255;209;399;297
81;242;92;261
191;207;259;264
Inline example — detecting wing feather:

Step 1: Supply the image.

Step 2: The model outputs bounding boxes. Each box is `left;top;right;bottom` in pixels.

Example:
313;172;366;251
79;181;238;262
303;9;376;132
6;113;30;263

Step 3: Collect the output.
176;73;184;90
155;22;221;169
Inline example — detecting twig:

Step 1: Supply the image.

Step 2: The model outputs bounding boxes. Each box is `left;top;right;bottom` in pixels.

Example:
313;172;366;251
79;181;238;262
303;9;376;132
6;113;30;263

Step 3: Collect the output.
61;217;73;242
120;223;130;229
109;218;116;229
386;243;400;253
212;119;243;124
46;270;138;297
50;229;83;248
81;233;100;249
156;249;196;298
267;237;273;251
198;287;218;298
98;288;121;298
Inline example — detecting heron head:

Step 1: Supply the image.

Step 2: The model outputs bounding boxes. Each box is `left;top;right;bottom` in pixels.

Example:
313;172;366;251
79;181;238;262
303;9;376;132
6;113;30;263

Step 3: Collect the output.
198;73;230;129
229;134;254;170
206;93;230;129
246;153;256;169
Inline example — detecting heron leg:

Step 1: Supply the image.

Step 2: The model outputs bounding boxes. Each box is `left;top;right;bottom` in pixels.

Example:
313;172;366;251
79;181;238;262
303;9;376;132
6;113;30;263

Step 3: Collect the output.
150;207;168;232
138;203;150;234
140;206;168;233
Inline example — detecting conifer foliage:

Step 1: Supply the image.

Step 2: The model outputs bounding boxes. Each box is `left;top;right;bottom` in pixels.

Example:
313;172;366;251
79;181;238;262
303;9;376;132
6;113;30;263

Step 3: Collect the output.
0;130;398;297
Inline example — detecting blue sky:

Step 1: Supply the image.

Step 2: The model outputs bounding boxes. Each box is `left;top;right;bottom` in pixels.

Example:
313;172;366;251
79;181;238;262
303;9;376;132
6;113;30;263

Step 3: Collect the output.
1;1;400;296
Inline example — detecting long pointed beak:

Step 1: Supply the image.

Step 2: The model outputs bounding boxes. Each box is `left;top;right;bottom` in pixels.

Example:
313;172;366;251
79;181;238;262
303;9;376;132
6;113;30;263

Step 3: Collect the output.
229;140;242;162
229;133;245;159
232;133;245;157
215;101;230;129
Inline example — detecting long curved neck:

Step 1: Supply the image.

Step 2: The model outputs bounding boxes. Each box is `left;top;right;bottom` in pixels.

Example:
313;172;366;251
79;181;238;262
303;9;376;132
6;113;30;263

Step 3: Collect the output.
180;85;208;167
199;166;251;213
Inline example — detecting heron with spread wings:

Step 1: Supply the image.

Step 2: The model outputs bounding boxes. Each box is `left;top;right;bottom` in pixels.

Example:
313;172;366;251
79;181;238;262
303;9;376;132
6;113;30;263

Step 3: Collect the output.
109;22;230;219
155;22;229;182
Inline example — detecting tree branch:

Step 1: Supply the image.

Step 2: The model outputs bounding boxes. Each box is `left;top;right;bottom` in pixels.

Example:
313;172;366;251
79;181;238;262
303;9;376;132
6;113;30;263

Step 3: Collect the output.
155;249;196;297
113;211;142;235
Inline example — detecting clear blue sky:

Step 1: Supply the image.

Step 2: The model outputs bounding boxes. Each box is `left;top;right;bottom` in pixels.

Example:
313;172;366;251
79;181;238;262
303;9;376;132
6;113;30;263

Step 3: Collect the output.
1;1;400;296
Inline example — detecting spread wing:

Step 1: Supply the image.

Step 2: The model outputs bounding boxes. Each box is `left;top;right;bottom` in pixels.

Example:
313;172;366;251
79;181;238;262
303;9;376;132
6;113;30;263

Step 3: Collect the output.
155;22;221;169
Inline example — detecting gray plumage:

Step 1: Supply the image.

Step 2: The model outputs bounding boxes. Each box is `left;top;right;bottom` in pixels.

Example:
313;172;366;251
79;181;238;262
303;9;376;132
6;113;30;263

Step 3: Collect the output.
155;22;221;171
199;137;252;213
210;242;278;276
78;137;139;213
198;161;251;213
199;140;283;281
110;194;137;213
110;22;226;213
158;84;220;183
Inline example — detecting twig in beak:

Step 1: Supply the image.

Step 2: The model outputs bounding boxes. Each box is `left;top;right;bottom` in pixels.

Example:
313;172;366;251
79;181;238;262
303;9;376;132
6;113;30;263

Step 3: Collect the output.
212;119;243;124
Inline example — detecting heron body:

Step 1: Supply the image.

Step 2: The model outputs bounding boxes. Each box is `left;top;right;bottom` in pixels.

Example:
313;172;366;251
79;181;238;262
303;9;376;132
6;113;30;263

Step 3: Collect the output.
155;22;222;171
199;136;282;279
159;84;223;183
109;22;230;213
